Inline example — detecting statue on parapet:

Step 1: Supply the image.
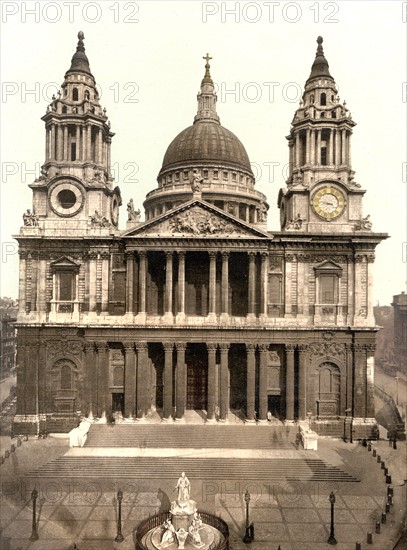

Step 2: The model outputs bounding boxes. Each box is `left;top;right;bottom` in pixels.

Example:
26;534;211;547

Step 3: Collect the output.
127;198;141;222
190;169;204;194
90;210;110;228
23;209;39;226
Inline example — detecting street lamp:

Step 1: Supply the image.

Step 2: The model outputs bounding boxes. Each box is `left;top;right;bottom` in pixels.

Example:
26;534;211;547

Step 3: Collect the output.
327;491;337;545
30;488;39;541
115;489;124;542
243;490;252;544
395;376;399;406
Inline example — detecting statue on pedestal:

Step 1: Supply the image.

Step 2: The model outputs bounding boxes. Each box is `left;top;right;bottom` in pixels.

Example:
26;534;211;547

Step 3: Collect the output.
176;472;190;504
190;170;204;195
127;198;141;222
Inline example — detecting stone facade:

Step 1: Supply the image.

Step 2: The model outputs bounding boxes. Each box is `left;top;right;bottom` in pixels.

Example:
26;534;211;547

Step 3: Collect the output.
13;35;386;439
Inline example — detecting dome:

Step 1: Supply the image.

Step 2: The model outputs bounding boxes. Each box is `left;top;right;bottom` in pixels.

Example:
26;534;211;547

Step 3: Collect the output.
160;121;253;175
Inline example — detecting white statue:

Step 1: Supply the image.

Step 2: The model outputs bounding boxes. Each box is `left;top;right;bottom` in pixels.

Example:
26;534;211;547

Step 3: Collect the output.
190;170;203;193
176;472;190;504
161;518;176;545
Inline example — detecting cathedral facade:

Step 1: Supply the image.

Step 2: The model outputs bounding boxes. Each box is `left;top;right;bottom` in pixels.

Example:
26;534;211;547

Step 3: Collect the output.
14;33;386;439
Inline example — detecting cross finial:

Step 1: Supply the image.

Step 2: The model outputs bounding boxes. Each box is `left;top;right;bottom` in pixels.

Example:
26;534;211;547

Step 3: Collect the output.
203;53;212;64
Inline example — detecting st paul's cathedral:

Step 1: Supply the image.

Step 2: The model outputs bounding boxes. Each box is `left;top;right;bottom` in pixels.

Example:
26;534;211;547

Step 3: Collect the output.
13;33;386;440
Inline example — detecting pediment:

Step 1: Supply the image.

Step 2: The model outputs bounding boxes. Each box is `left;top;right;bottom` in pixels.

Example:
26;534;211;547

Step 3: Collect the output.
314;259;342;274
50;256;81;269
123;200;270;239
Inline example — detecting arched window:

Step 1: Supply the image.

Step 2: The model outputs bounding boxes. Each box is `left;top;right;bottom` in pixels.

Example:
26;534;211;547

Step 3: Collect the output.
62;106;67;114
320;93;327;106
72;88;79;101
331;111;336;119
84;90;90;100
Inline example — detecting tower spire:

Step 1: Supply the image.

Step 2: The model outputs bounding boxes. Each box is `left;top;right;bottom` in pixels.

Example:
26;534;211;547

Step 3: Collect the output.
194;53;220;124
66;31;92;77
307;36;332;82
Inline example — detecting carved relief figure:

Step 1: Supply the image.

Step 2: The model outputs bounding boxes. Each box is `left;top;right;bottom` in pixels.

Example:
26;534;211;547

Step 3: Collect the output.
354;215;372;231
90;210;110;228
285;213;305;230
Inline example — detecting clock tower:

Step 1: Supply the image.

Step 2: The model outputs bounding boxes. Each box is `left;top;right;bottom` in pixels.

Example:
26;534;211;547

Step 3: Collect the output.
278;37;371;234
28;32;121;234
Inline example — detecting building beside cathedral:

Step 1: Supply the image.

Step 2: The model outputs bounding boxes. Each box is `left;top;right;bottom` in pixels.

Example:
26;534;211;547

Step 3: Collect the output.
14;33;387;439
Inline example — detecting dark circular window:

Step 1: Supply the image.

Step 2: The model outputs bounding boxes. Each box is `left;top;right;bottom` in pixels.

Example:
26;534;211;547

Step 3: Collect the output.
57;189;76;209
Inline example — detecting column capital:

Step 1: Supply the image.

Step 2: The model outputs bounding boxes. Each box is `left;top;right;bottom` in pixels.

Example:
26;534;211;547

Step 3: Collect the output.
248;251;257;259
258;344;269;353
83;342;95;353
177;250;186;258
218;343;230;352
221;251;230;259
286;343;296;352
123;343;135;353
163;342;174;352
165;250;174;259
260;251;269;260
136;341;148;352
137;250;147;258
95;341;109;352
125;250;135;258
207;343;218;351
246;343;256;352
297;343;309;352
209;251;217;259
175;342;187;352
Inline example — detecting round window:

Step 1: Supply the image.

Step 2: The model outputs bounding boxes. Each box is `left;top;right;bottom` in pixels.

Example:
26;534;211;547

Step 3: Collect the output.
57;189;76;209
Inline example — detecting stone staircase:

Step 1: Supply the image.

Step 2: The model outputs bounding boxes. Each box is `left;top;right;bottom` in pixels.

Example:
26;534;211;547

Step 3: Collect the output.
84;423;297;449
24;455;358;483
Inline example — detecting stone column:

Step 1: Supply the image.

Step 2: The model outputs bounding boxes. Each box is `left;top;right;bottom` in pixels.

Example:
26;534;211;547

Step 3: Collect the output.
316;130;321;164
341;129;346;165
75;125;81;161
298;344;309;420
208;251;217;318
96;342;109;419
310;129;315;165
328;128;334;165
83;342;96;417
345;343;353;413
18;251;26;314
248;252;256;318
347;132;352;168
45;127;50;160
175;343;187;421
138;251;147;315
353;343;367;418
258;344;269;421
136;342;149;419
163;343;173;420
50;124;56;160
177;251;185;318
126;251;134;314
335;129;340;165
87;124;92;161
207;343;217;422
89;252;97;313
165;251;173;317
37;255;47;315
82;125;86;160
295;132;300;168
219;343;229;421
124;344;136;419
101;252;109;313
63;126;68;160
246;344;256;422
221;252;229;318
97;128;103;164
57;125;63;161
259;252;268;318
285;344;295;420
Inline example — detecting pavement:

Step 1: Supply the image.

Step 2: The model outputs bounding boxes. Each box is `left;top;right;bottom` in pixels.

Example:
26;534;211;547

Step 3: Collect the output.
0;433;406;550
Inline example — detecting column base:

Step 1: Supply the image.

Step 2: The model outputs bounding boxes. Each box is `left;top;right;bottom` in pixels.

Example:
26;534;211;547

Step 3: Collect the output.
174;417;186;424
218;418;230;424
245;419;257;425
135;415;147;423
207;313;217;323
163;312;174;323
161;416;174;423
246;313;256;322
259;313;268;321
175;313;186;323
205;417;217;424
136;312;147;323
257;419;268;425
123;416;135;423
219;313;229;323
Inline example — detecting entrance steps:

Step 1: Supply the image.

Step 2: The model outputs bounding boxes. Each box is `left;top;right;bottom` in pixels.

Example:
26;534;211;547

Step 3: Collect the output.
24;455;359;483
84;423;297;449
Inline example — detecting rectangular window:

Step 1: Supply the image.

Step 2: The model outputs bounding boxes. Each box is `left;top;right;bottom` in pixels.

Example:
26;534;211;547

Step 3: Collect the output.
71;143;76;161
319;274;336;303
269;274;282;303
321;146;327;165
59;272;74;301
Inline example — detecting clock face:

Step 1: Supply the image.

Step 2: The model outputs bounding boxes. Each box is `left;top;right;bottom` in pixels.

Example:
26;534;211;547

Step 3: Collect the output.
311;186;346;220
49;180;84;217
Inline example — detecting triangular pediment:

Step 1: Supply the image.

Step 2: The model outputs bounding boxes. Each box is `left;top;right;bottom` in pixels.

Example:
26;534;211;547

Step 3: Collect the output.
50;256;81;269
123;200;270;239
314;259;342;274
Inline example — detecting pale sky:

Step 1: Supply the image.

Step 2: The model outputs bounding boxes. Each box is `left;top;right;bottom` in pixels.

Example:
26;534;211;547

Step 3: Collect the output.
1;0;406;305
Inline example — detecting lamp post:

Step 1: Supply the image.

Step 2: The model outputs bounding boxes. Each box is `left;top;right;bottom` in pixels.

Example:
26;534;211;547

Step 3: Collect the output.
327;491;337;545
395;376;399;406
243;490;252;543
115;489;124;542
30;488;39;541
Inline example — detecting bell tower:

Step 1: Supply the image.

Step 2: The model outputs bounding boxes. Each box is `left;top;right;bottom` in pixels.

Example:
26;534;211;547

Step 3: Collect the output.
27;32;121;233
278;37;371;234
